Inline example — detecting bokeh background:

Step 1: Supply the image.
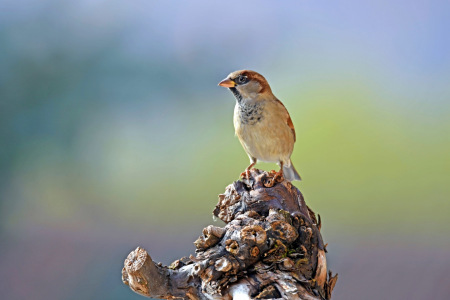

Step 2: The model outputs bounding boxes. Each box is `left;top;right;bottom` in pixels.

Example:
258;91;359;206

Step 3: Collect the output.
1;0;450;299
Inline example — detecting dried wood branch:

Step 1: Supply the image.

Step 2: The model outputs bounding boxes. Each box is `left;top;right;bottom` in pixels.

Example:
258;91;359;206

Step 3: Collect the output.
122;169;337;299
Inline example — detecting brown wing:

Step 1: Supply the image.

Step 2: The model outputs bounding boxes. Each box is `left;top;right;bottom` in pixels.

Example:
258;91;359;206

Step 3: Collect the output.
275;99;296;142
287;114;296;142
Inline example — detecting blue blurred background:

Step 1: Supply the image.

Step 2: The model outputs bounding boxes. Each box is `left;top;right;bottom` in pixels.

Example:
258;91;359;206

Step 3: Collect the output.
1;0;449;299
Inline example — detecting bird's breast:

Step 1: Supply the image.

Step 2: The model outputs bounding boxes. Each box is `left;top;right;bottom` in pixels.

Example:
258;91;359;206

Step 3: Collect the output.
233;101;294;163
237;102;264;125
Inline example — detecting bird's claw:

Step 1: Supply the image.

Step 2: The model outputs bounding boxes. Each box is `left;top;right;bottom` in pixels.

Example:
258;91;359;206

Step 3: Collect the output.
240;169;251;179
264;170;284;188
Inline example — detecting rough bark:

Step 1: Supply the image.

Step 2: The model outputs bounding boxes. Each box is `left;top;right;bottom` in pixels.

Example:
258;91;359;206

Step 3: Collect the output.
122;169;337;299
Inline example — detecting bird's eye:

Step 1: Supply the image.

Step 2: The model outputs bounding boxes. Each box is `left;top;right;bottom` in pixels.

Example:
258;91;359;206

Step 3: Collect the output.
237;75;248;84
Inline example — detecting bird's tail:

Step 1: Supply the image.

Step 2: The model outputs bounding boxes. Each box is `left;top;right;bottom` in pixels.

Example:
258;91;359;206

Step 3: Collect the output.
283;160;302;181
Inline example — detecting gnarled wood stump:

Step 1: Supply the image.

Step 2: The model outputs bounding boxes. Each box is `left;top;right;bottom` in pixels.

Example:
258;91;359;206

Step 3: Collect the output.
122;169;337;299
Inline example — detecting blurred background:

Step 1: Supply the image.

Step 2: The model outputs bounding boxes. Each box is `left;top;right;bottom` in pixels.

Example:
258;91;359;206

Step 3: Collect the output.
1;0;449;299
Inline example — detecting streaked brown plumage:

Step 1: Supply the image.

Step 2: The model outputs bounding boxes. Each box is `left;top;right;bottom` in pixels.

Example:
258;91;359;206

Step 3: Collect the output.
219;70;301;182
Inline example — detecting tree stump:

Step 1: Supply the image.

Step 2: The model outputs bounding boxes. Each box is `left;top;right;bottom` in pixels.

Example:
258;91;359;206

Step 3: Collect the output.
122;169;337;299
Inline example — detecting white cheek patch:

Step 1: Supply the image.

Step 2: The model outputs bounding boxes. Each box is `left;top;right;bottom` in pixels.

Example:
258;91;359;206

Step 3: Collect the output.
237;81;262;99
247;81;261;93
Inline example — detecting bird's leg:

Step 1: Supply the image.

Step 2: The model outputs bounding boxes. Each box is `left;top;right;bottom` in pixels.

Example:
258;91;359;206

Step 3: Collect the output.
241;159;256;179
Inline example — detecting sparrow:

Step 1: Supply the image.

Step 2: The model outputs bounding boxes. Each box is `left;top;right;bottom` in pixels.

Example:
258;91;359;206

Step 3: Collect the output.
218;70;301;182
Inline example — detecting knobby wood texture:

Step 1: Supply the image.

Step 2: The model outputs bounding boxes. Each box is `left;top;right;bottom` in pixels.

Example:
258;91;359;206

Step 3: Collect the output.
122;169;337;299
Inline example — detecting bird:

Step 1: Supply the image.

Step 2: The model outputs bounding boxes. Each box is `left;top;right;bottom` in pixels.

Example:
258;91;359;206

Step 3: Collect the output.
218;70;301;183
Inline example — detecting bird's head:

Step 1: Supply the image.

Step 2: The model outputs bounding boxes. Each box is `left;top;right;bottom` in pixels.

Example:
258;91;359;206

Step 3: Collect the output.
218;70;272;101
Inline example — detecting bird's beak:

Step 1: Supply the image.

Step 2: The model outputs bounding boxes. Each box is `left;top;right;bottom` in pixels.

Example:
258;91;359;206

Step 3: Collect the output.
218;78;236;88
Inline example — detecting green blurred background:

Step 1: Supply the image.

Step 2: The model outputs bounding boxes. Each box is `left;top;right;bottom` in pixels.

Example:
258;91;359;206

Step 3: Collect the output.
1;0;449;299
